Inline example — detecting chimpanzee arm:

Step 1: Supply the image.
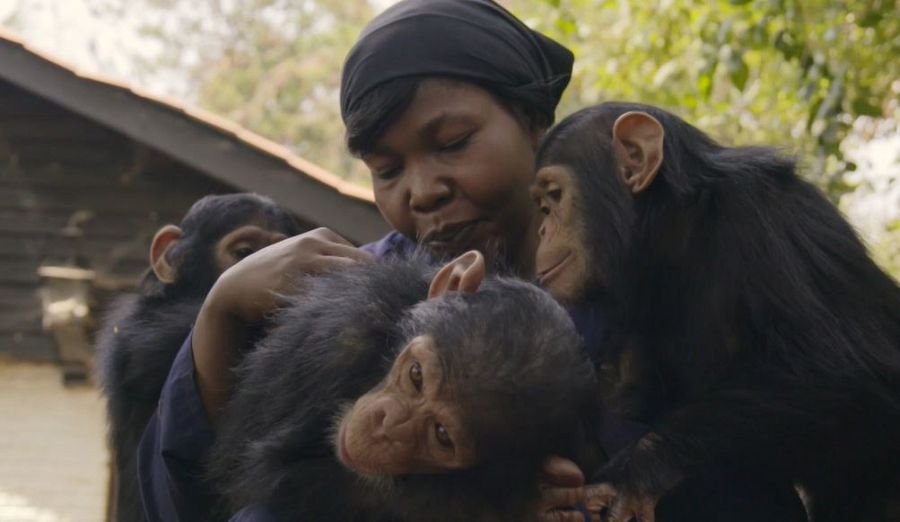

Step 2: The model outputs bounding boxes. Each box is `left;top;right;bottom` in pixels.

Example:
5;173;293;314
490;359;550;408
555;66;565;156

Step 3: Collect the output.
591;353;856;499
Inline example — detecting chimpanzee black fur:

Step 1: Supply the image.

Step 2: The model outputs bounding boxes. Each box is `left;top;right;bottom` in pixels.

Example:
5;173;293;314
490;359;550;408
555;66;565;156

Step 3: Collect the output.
209;257;602;522
537;102;900;522
96;193;299;522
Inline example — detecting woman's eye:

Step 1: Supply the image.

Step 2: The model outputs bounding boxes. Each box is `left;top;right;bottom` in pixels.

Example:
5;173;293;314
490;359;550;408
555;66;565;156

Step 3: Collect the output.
374;167;401;181
440;134;471;153
434;423;453;448
409;361;423;391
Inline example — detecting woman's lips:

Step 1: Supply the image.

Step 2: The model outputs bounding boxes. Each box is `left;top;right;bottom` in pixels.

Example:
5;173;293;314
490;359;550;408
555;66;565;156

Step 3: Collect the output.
422;220;483;251
537;252;572;286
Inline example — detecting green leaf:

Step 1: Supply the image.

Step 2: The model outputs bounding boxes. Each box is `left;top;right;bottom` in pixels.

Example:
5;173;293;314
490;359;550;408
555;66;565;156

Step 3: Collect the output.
858;11;882;28
852;98;883;117
827;178;857;197
728;54;749;91
728;0;753;5
807;97;824;130
698;74;713;100
555;17;577;36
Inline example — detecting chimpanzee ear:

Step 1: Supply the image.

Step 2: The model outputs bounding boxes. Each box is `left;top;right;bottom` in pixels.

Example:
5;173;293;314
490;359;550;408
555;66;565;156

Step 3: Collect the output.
428;250;486;299
149;225;183;284
612;111;665;195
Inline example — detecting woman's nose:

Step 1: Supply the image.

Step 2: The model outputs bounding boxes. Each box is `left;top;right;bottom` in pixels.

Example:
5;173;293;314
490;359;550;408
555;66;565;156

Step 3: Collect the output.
408;167;453;213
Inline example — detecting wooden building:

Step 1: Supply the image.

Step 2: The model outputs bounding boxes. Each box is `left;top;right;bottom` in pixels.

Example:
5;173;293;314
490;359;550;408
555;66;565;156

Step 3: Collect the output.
0;29;387;522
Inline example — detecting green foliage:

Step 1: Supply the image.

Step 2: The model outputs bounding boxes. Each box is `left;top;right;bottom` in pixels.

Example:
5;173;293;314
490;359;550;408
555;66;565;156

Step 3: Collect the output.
131;0;898;277
521;0;898;199
135;0;898;193
135;0;377;185
876;219;900;280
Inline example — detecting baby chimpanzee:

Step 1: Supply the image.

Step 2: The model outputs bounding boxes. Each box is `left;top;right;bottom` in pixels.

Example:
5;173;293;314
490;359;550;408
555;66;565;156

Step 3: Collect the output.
210;252;604;522
532;102;900;522
96;193;299;522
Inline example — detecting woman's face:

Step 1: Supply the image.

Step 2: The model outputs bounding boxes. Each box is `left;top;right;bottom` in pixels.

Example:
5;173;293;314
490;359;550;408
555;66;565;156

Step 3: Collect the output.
361;79;543;275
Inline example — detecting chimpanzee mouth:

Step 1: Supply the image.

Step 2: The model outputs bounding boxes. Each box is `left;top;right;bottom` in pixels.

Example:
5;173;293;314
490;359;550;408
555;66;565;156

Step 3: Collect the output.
336;426;357;470
536;253;572;286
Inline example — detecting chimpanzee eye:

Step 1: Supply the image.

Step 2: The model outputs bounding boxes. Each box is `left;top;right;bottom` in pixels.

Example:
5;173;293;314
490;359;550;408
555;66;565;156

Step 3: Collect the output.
234;246;255;260
409;361;423;391
434;423;454;449
547;188;562;202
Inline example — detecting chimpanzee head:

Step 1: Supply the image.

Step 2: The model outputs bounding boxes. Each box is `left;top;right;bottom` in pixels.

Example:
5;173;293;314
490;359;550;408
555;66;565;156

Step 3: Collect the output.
334;252;598;477
143;193;300;299
531;102;728;303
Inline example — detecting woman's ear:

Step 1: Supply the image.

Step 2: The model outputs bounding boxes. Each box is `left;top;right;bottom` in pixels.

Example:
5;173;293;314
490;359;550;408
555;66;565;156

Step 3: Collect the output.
428;250;486;299
149;225;183;284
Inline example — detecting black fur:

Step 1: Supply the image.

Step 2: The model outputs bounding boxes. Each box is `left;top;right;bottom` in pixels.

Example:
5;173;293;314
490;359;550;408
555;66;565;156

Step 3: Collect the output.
95;193;299;522
209;257;601;522
537;102;900;521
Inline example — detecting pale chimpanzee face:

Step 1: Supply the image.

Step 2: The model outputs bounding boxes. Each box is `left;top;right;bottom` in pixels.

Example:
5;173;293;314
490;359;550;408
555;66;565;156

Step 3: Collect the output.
531;165;592;304
334;334;477;477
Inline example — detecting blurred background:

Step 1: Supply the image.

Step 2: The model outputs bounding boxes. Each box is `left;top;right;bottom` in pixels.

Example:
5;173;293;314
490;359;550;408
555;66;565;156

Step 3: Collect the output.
0;0;896;520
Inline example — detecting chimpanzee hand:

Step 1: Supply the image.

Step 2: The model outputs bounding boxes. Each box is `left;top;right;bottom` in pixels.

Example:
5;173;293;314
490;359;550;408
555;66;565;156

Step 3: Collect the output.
194;227;373;419
584;483;658;522
584;436;679;522
535;456;595;522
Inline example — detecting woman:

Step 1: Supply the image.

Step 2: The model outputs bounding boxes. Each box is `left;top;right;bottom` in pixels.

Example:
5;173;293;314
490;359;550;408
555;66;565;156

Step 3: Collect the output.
137;1;805;521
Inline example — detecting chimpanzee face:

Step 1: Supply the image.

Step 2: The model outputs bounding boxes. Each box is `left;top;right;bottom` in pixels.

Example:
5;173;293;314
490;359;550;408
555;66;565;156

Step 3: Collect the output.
530;165;592;304
334;334;477;477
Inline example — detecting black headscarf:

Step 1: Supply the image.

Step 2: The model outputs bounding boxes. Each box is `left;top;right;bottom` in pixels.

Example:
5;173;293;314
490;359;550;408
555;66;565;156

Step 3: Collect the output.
340;0;574;122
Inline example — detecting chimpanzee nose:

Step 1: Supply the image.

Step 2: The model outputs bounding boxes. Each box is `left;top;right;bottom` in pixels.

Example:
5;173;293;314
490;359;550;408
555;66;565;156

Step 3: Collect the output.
369;395;413;439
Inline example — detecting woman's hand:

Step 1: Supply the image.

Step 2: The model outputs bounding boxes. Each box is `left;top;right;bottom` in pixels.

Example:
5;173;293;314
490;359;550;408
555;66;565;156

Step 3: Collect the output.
193;228;374;421
210;228;373;323
536;456;591;522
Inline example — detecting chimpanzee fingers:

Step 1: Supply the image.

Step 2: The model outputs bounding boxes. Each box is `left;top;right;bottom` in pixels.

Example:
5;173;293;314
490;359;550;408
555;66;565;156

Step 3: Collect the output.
606;500;635;522
583;483;616;512
542;456;586;488
636;502;655;522
583;483;624;522
536;485;585;511
538;509;589;522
